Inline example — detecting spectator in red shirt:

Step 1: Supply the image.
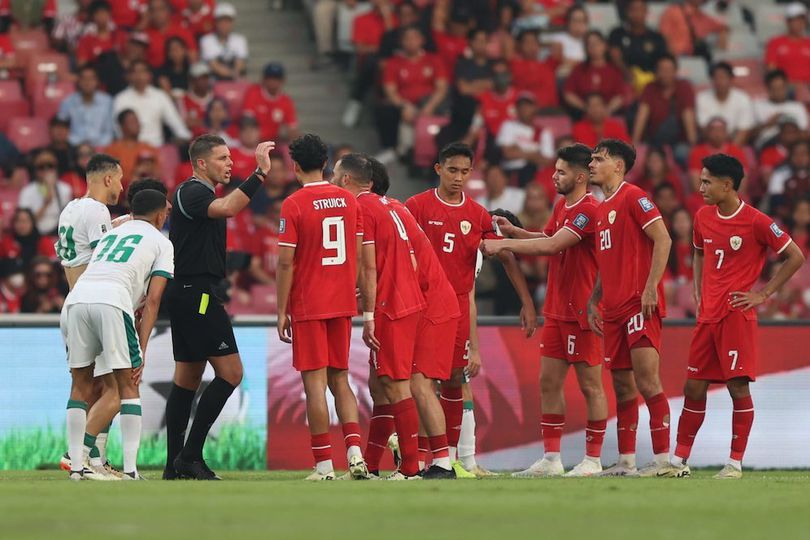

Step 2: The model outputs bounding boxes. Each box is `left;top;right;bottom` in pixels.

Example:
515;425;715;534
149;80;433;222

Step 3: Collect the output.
632;54;698;162
242;62;300;142
509;30;558;109
0;259;22;314
668;207;694;282
431;0;473;75
75;1;128;67
790;198;810;256
476;60;517;142
178;62;213;136
571;93;630;148
180;0;215;39
635;146;685;201
110;0;146;30
377;25;448;160
0;30;15;74
563;31;627;119
759;117;801;202
144;0;198;68
687;116;749;192
230;116;262;183
766;3;810;84
2;208;55;270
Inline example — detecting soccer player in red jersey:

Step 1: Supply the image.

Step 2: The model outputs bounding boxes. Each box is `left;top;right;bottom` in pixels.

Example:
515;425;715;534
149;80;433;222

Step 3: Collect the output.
334;153;426;480
587;139;673;477
406;142;538;476
659;154;805;479
367;157;459;479
275;135;370;481
482;144;609;477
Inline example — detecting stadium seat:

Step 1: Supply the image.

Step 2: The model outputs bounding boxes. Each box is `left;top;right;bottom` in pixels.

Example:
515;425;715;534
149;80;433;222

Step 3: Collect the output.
755;5;787;44
213;80;252;121
677;56;710;87
32;81;75;120
729;58;767;100
537;115;572;139
413;116;448;168
646;3;667;27
704;2;749;32
9;28;49;69
715;31;763;61
585;4;620;35
6;117;49;154
0;80;30;132
158;145;181;191
25;52;71;96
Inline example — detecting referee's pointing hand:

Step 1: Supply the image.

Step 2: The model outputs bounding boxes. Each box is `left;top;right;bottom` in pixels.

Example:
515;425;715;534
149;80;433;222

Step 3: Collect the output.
255;141;276;177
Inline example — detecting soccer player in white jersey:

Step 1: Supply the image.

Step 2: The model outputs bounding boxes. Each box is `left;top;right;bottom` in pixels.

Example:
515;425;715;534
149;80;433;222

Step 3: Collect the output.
63;189;174;480
56;154;123;478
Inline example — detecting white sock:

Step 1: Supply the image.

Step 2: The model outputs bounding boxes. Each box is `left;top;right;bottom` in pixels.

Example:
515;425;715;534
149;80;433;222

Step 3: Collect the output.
418;460;425;470
619;453;636;468
449;447;457;462
434;456;451;470
543;452;561;462
66;401;87;473
585;455;601;464
95;427;109;463
120;398;142;474
654;452;669;465
316;459;333;475
458;408;477;470
672;456;685;466
728;459;742;471
346;445;362;461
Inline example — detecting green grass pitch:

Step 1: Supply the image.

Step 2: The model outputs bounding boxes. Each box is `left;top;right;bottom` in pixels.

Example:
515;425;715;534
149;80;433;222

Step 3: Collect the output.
2;470;809;540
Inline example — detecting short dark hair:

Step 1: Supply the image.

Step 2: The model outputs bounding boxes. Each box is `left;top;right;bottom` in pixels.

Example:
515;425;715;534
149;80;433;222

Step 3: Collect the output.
657;53;678;69
653;183;676;197
289;133;329;173
557;143;592;171
189;134;227;164
438;142;474;165
77;64;98;78
337;152;372;184
467;27;487;41
89;0;111;16
368;156;390;196
127;178;167;207
702;153;745;190
131;188;167;216
516;29;540;44
86;153;120;176
710;61;734;78
128;59;150;73
593;139;636;174
490;209;524;229
117;108;137;126
765;68;787;85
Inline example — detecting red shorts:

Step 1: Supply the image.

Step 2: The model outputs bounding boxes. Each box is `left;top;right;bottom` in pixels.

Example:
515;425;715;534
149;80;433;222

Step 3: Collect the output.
291;316;351;372
413;315;458;381
371;311;421;380
687;311;757;382
452;293;470;370
540;317;602;367
603;311;662;370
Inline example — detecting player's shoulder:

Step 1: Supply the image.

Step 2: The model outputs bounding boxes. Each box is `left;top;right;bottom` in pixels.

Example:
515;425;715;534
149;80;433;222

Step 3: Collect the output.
406;189;432;206
621;182;656;211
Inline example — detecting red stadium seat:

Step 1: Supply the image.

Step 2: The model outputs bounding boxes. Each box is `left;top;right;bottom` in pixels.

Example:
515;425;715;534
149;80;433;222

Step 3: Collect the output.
6;117;49;154
9;28;49;69
413;116;448;168
213;80;252;121
0;80;30;131
730;59;767;100
538;115;572;139
25;52;71;96
32;80;75;120
158;144;181;190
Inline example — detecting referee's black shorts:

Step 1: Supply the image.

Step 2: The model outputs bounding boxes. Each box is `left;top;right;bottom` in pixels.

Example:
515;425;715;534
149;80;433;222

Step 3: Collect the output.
166;276;239;362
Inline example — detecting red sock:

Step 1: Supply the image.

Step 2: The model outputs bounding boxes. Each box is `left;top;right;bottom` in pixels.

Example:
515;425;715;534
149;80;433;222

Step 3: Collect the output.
342;422;362;452
730;396;754;462
617;397;639;455
310;433;331;464
585;419;607;458
364;404;395;471
392;398;420;476
418;436;429;466
646;392;671;455
440;386;463;449
428;434;449;461
541;413;565;453
674;398;706;460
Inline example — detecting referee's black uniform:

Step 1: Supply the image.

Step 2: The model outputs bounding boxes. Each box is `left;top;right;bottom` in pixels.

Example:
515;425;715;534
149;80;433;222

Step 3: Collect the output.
166;177;238;361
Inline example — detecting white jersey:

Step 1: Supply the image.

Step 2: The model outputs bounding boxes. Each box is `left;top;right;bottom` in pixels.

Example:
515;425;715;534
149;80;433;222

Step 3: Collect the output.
65;219;174;317
55;197;112;268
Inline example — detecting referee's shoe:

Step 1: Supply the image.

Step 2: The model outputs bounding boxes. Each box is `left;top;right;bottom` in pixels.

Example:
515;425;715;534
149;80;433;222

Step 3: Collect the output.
173;456;222;480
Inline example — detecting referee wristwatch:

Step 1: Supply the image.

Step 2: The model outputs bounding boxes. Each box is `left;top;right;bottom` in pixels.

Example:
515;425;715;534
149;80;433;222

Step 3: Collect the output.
253;167;267;179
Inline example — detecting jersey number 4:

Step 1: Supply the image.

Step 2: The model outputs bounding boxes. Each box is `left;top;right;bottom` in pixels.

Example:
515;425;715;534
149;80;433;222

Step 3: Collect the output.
93;234;143;263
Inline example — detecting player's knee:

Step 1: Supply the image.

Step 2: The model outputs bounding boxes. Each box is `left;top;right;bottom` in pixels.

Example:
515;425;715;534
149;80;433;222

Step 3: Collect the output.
448;369;465;387
540;373;563;396
218;365;243;387
580;380;605;402
636;379;662;399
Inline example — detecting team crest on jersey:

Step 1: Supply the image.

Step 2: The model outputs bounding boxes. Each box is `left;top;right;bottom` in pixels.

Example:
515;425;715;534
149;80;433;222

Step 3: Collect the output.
730;235;742;251
770;223;784;238
572;213;589;230
460;220;472;235
279;218;286;234
638;197;655;212
608;210;617;224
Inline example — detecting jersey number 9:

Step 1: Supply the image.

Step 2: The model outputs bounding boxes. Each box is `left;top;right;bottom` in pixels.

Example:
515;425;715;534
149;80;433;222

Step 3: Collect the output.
322;216;346;266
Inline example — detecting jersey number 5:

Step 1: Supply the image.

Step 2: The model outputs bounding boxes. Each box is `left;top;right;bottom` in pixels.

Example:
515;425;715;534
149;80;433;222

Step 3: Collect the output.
322;216;346;266
443;232;455;253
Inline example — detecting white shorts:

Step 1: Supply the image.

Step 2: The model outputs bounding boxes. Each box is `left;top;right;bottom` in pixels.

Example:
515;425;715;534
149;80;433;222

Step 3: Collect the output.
60;308;110;377
62;303;142;374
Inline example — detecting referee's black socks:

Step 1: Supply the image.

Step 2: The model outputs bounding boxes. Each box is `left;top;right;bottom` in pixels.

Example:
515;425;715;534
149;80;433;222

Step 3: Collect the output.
181;377;236;461
165;384;196;469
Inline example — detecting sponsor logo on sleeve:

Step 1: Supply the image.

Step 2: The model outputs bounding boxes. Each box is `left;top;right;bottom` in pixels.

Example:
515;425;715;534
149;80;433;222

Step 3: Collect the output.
101;224;107;233
638;197;655;212
572;213;589;230
279;218;286;234
770;223;784;238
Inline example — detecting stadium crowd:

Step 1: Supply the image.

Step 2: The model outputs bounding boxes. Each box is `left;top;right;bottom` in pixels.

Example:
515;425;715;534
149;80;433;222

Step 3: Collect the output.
1;0;809;319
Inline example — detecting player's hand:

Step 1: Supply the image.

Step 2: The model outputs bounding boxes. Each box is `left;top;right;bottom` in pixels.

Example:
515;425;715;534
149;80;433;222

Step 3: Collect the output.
493;215;516;238
255;140;277;176
277;313;292;343
588;303;603;337
641;284;658;320
111;214;132;228
729;290;768;311
465;348;482;378
363;320;380;351
132;363;144;386
520;302;537;338
480;239;503;257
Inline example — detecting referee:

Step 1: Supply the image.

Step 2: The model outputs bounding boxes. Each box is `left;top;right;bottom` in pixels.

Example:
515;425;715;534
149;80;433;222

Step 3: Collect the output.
163;134;274;480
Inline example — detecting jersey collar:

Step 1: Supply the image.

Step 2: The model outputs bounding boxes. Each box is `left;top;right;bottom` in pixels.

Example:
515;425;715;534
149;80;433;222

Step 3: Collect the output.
564;192;591;209
302;181;329;188
602;181;626;202
716;200;745;220
433;188;466;207
191;176;215;192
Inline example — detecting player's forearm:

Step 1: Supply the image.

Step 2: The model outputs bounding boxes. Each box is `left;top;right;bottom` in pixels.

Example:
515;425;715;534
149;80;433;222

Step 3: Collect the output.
138;299;159;354
358;266;377;313
588;274;602;309
761;243;805;297
275;262;293;316
497;251;534;306
645;235;672;290
498;237;556;256
468;289;480;353
509;227;545;240
693;251;704;302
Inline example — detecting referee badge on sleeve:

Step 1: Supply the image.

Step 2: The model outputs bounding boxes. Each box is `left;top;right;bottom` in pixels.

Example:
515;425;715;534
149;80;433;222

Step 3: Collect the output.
279;218;286;234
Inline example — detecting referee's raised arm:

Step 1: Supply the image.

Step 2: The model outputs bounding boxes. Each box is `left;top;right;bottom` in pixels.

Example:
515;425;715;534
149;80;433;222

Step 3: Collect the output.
162;134;274;481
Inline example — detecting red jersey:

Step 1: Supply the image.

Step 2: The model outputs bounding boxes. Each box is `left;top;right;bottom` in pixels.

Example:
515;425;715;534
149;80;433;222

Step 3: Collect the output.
759;145;787;170
111;0;146;28
433;30;468;74
509;57;559;108
229;146;255;182
179;92;212;137
242;85;298;141
251;224;280;277
180;2;215;38
766;35;810;83
225;208;255;253
146;23;197;68
543;193;599;326
352;11;394;49
572;118;630;149
76;31;127;65
693;202;793;323
358;192;424;320
477;87;517;136
382;52;448;105
595;182;667;321
390;198;459;324
563;63;626;103
405;189;499;296
279;181;362;321
688;143;748;175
